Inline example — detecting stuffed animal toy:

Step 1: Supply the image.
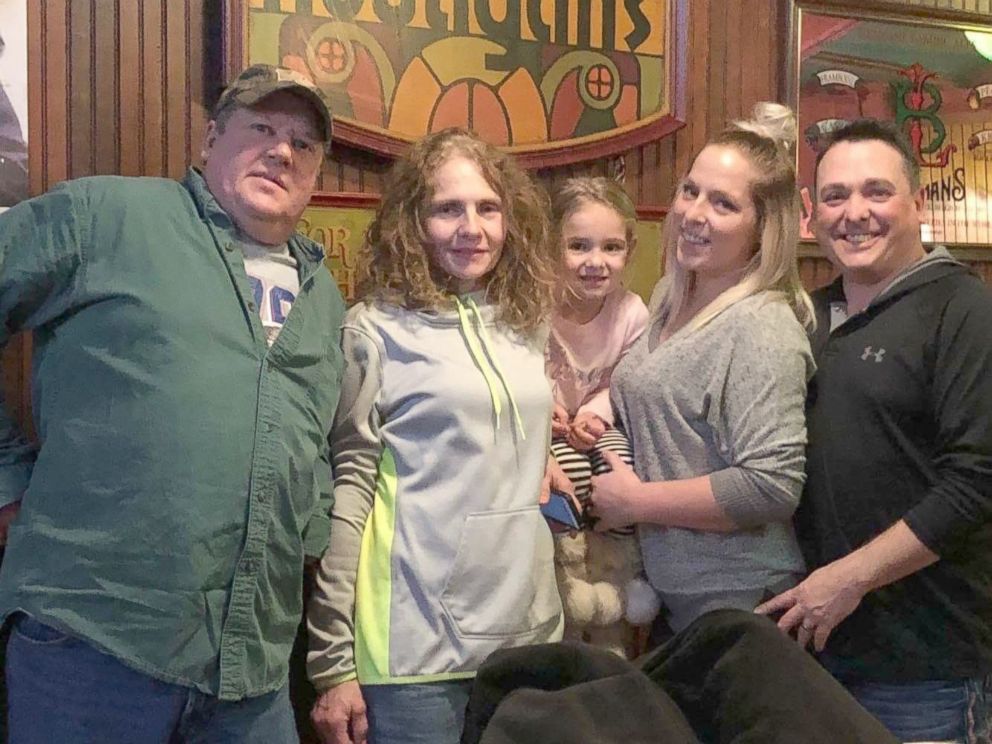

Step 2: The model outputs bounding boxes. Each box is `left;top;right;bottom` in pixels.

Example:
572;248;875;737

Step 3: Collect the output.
554;529;660;657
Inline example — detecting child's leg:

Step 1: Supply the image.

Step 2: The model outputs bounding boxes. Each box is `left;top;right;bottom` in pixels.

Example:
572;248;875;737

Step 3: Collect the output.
588;429;635;535
550;438;592;507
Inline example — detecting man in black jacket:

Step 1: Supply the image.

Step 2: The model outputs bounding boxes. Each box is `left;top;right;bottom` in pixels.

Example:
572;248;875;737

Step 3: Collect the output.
758;120;992;742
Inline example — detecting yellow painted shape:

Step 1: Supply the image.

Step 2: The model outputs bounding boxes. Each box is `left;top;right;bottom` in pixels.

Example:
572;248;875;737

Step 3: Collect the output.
409;0;430;29
422;37;510;87
590;0;603;50
639;0;666;56
389;57;441;137
279;0;296;13
355;0;379;24
567;0;578;46
540;0;555;44
499;68;548;144
617;0;665;55
519;0;536;41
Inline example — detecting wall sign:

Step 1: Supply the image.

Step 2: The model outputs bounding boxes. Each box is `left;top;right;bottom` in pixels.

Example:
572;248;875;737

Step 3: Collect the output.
226;0;686;167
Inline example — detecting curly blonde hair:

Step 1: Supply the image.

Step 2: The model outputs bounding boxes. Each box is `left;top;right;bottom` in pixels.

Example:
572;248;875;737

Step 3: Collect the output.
356;128;557;333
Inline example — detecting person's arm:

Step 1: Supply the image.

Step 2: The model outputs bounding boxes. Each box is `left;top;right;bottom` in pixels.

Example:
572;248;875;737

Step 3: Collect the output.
307;321;384;743
302;323;346;564
302;446;335;564
757;520;937;651
0;187;84;517
758;288;992;649
591;305;811;532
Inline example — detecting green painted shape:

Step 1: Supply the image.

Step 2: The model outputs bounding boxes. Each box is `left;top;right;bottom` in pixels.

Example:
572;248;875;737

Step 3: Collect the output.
248;12;284;66
628;220;664;304
637;53;663;114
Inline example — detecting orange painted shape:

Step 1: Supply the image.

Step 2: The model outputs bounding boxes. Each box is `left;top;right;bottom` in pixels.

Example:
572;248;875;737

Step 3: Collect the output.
614;83;638;126
499;68;547;145
550;70;583;140
471;84;510;145
347;46;385;128
432;82;470;131
389;57;441;138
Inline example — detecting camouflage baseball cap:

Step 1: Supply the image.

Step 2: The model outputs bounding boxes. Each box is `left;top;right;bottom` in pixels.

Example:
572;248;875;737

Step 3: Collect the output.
214;64;333;143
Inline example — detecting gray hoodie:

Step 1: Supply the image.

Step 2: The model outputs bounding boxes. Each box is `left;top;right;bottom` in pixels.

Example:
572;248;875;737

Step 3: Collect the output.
308;298;562;688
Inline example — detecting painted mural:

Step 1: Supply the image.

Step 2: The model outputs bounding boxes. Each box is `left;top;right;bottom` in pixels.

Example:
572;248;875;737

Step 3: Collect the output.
797;11;992;246
244;0;671;163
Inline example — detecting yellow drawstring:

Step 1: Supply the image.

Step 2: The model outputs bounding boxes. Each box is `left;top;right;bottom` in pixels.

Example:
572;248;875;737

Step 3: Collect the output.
454;298;505;430
464;298;527;440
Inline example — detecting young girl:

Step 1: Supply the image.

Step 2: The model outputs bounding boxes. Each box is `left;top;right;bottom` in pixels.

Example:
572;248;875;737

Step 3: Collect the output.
546;177;648;524
306;128;568;744
545;178;651;653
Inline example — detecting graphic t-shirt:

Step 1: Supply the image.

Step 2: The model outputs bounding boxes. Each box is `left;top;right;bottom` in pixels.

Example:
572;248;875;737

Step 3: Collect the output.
240;239;299;346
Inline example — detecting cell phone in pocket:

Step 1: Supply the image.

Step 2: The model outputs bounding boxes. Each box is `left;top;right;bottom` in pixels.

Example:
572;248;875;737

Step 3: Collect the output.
540;490;582;530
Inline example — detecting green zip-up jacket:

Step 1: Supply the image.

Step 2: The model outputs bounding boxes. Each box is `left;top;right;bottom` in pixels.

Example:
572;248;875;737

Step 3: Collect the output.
0;169;345;700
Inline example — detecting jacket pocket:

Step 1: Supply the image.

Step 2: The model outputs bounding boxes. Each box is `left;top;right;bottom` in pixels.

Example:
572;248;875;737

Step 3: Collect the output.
12;614;76;647
440;506;561;639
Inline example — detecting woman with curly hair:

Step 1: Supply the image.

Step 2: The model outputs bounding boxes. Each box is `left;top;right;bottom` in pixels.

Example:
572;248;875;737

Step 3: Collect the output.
306;128;569;744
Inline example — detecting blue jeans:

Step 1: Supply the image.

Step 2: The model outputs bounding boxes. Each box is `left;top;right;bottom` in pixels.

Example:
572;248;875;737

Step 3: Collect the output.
823;656;992;743
5;614;298;744
363;680;473;744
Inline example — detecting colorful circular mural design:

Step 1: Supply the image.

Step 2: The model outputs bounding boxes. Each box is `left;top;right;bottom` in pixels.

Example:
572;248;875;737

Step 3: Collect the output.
244;0;676;165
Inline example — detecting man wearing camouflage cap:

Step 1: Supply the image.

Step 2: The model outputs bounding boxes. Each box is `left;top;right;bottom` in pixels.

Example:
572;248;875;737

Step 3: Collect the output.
0;64;344;742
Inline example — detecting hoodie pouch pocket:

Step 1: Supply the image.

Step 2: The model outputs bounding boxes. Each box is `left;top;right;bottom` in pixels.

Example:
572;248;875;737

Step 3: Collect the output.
440;506;561;639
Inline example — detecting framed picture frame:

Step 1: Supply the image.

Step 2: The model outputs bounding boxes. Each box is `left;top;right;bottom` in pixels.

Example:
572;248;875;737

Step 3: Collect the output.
223;0;687;168
0;0;28;210
782;0;992;247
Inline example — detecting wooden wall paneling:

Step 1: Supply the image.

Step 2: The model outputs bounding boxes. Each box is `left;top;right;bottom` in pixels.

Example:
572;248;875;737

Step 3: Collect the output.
166;0;189;180
188;0;207;166
94;0;119;174
142;0;165;175
704;1;728;146
68;0;92;178
723;0;744;122
42;0;69;188
118;0;142;176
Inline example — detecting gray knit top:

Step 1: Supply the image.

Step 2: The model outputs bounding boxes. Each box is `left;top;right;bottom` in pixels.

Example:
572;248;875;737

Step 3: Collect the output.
610;291;814;624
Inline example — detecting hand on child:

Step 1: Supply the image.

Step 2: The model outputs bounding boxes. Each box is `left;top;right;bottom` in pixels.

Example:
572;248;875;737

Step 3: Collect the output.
551;403;571;439
567;412;607;451
588;450;643;531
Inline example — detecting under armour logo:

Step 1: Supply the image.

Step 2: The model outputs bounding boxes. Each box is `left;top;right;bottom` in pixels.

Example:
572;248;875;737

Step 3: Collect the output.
861;346;886;363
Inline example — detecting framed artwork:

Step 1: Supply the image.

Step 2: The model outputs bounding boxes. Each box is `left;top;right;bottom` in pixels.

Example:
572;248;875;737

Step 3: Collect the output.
783;0;992;246
0;0;28;210
223;0;686;168
298;196;664;304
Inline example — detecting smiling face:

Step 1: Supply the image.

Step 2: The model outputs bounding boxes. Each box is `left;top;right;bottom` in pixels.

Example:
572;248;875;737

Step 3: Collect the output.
813;139;926;285
201;90;324;245
671;144;760;282
424;154;506;293
560;200;630;307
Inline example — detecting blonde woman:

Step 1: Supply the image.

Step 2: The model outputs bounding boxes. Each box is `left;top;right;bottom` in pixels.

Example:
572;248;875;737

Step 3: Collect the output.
589;104;816;632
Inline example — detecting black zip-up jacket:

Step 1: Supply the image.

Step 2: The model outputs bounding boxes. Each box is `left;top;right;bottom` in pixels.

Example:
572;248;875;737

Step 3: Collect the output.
797;250;992;682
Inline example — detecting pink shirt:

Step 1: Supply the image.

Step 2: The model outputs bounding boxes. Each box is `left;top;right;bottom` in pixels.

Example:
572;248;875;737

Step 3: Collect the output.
546;290;649;425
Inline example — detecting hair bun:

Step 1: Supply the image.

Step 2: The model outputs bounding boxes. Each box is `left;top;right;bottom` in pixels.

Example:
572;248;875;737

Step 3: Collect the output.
735;102;797;154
